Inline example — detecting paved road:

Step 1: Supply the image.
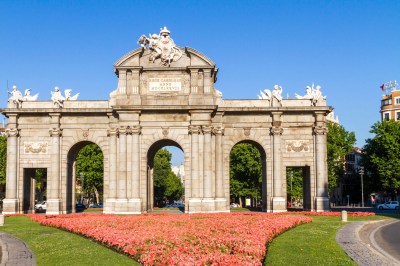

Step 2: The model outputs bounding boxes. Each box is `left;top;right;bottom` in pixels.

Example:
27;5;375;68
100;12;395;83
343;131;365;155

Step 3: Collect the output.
370;219;400;262
338;219;400;266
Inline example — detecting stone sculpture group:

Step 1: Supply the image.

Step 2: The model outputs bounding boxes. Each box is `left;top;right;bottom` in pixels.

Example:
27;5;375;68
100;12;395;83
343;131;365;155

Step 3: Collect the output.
8;85;79;108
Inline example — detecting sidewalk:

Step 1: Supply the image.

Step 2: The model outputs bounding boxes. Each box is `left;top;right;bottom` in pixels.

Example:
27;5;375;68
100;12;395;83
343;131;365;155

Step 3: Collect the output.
0;232;36;266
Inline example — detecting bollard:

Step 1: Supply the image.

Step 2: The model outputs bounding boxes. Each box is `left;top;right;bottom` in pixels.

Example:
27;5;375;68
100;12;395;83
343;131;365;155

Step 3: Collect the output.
0;214;4;226
341;210;347;222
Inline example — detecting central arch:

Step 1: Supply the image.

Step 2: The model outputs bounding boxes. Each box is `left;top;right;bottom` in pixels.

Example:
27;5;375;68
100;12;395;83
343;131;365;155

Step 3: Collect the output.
146;139;185;212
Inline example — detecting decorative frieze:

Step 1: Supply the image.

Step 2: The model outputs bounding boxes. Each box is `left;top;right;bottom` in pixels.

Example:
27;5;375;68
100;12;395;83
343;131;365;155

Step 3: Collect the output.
286;140;310;152
24;142;48;154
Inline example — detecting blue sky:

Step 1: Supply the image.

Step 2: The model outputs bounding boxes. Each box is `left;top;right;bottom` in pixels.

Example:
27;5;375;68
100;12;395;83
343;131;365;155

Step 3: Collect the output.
1;1;399;165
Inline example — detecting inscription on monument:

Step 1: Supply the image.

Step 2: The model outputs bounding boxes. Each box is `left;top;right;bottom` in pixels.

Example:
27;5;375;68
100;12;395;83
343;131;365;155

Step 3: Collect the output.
149;78;181;92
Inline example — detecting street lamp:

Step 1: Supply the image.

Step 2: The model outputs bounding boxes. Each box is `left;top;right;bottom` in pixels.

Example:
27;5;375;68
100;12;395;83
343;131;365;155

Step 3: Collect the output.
359;167;364;207
79;173;85;204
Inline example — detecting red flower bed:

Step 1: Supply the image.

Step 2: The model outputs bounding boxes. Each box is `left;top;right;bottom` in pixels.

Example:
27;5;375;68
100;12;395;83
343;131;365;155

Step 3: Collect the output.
29;213;311;265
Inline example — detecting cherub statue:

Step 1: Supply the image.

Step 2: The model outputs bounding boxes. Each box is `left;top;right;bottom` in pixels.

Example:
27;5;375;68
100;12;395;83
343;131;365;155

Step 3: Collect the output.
8;85;24;108
272;85;283;102
51;86;65;107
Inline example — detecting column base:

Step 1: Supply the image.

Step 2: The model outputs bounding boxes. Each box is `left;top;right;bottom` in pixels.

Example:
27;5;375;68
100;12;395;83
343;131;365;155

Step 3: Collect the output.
103;198;116;213
315;197;330;212
187;198;230;213
46;199;61;215
272;197;287;212
2;198;19;214
128;198;142;214
214;198;229;212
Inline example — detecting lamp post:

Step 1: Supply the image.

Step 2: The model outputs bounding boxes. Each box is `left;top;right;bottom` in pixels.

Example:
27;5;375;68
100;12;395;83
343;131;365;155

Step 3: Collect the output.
359;167;364;207
79;173;85;204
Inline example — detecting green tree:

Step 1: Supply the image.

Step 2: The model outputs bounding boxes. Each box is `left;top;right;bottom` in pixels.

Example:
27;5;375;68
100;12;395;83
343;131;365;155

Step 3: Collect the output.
363;120;400;193
76;144;104;204
0;135;6;186
327;121;356;191
229;143;262;206
153;148;183;205
0;134;6;199
287;168;303;206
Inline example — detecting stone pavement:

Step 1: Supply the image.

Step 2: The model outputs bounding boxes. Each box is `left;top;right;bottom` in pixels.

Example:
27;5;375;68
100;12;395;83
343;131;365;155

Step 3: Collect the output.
336;220;399;266
0;232;36;266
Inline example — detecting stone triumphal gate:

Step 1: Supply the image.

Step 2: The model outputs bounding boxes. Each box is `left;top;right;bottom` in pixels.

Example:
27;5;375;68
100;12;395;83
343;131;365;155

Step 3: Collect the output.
2;28;331;214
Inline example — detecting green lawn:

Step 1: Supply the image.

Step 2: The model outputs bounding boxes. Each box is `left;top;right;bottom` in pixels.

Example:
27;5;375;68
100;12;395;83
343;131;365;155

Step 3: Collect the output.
265;214;396;265
0;216;139;266
0;213;397;265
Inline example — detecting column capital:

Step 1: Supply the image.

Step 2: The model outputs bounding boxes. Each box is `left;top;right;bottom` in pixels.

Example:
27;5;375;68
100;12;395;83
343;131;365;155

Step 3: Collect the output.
130;125;141;135
107;127;119;136
202;125;213;134
270;126;283;135
5;128;19;137
49;128;62;137
212;126;224;135
313;126;328;135
188;125;201;134
118;126;128;135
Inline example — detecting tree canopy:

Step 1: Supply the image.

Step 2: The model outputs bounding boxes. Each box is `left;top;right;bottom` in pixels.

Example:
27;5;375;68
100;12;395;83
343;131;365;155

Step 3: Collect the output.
327;121;356;190
76;144;104;203
229;143;262;202
153;148;183;205
0;135;6;186
363;120;400;193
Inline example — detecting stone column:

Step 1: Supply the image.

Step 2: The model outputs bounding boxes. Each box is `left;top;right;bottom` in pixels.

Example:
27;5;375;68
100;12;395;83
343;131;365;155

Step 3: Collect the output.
213;126;226;211
314;112;330;211
117;127;128;207
47;127;62;214
271;113;285;212
202;125;213;198
2;128;19;214
118;70;127;94
189;126;200;198
105;127;118;213
129;125;141;213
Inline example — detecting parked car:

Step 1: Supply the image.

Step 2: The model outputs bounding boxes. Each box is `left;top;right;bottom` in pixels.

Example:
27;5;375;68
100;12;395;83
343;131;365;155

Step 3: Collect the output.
166;202;184;208
377;201;399;210
76;203;86;210
89;203;103;208
35;201;46;211
230;203;240;208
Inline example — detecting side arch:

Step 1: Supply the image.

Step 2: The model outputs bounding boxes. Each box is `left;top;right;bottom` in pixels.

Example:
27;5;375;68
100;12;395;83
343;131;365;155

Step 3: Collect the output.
64;140;105;213
228;139;268;211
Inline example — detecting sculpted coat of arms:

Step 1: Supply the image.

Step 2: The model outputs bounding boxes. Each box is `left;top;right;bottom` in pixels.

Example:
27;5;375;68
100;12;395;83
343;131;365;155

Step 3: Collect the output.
137;27;183;66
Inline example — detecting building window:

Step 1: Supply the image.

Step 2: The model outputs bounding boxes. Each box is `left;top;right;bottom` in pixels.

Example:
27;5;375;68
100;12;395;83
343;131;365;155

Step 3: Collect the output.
396;112;400;120
384;112;390;121
382;99;392;106
396;97;400;105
